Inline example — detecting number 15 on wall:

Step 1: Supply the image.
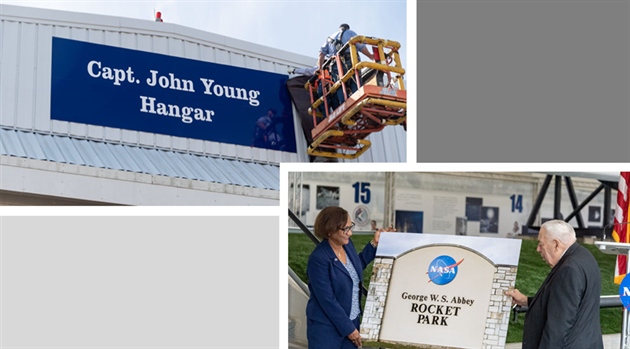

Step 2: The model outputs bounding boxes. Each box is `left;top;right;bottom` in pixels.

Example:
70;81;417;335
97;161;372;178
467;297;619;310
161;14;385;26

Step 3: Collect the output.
353;182;371;204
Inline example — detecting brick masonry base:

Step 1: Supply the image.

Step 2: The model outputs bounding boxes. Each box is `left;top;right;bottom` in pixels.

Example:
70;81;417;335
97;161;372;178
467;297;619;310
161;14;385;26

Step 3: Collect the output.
361;257;517;349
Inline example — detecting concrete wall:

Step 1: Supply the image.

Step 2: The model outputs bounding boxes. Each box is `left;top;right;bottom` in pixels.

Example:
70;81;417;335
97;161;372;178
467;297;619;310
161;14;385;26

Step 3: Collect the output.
289;172;613;235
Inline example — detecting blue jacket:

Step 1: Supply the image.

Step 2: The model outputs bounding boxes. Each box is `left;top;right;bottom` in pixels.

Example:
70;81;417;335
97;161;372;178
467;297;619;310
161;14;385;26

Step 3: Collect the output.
306;238;376;337
320;29;366;58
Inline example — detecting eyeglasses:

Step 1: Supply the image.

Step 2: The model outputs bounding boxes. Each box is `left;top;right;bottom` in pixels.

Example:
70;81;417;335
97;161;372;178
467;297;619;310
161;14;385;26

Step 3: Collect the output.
340;222;356;235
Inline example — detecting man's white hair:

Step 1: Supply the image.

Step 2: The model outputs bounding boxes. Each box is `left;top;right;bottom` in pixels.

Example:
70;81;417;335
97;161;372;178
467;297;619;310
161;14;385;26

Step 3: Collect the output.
541;220;576;245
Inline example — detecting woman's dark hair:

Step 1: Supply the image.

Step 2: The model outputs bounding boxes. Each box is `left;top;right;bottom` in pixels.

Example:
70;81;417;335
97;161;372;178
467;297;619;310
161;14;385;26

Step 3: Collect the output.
314;206;348;240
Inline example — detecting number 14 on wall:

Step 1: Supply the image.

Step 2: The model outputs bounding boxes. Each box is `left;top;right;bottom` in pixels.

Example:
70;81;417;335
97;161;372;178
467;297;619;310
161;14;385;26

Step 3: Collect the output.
510;194;523;213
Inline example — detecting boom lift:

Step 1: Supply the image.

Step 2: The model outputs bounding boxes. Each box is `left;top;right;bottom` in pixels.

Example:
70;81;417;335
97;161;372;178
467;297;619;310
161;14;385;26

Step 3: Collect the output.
305;36;406;159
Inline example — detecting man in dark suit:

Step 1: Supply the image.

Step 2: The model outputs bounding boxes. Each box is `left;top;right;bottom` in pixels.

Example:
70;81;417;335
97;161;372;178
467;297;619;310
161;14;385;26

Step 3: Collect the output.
506;220;603;349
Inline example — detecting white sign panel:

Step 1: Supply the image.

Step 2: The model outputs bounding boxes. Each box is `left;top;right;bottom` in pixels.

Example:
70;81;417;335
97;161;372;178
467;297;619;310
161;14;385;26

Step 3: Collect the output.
362;233;521;349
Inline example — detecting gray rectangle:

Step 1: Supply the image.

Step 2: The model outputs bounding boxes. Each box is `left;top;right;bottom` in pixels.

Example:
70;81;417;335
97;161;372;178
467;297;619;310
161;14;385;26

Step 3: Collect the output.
2;216;279;348
417;1;629;162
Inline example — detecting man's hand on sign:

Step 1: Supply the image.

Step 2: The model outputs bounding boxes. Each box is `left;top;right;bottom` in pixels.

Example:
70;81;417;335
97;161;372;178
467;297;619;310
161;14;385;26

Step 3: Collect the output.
347;329;362;348
505;289;528;307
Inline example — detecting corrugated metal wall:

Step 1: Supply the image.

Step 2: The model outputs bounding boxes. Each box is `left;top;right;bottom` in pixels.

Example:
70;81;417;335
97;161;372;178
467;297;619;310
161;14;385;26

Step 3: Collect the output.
349;125;407;163
0;5;406;163
0;128;280;190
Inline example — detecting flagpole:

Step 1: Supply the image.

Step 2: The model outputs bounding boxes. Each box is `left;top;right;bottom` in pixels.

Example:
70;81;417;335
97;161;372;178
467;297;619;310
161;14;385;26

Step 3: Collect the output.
624;250;630;349
597;221;630;349
611;172;629;349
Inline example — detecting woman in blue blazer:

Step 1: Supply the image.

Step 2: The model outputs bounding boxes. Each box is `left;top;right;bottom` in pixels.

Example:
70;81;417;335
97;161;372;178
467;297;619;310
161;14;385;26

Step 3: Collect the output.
306;206;393;349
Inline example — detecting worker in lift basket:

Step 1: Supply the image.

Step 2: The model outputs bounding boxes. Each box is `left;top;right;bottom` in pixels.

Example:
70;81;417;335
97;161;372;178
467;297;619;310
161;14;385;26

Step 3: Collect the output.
316;24;374;111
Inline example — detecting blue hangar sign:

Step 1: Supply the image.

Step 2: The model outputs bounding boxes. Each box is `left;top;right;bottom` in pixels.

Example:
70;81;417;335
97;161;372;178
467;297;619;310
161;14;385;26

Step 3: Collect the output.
50;37;297;153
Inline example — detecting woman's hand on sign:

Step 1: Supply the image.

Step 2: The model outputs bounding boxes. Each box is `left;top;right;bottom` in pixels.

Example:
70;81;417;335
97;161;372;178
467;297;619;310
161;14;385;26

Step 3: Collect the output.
505;289;528;307
347;329;362;348
373;225;395;247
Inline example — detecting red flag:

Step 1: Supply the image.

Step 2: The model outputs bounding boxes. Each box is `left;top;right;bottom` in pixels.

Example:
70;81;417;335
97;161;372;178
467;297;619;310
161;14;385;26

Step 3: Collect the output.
614;172;630;284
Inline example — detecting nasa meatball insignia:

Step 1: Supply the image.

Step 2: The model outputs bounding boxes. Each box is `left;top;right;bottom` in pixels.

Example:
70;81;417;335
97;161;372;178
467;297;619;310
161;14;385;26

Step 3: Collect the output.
427;255;462;285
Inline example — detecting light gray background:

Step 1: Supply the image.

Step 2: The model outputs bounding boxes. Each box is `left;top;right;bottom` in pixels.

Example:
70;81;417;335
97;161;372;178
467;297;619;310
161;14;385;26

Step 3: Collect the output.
1;216;278;348
417;0;630;162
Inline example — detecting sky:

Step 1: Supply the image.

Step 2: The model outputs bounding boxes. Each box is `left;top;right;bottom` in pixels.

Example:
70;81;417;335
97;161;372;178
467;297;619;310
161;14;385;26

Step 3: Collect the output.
3;0;407;68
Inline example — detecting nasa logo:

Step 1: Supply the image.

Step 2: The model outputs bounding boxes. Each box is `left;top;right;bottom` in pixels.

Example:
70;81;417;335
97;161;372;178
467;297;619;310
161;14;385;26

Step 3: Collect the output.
619;275;630;309
353;205;370;227
427;255;460;285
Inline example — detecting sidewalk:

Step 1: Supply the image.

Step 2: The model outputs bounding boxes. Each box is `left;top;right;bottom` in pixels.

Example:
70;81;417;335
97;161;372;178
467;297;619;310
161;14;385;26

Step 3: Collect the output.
292;333;621;349
506;333;620;349
289;343;379;349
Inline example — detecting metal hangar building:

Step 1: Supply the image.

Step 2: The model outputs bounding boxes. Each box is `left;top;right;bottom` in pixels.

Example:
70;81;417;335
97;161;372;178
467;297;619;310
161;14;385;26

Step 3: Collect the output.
0;5;407;205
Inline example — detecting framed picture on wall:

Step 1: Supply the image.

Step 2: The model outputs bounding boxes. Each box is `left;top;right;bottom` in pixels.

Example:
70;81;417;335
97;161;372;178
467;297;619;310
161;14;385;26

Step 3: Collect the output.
466;197;483;222
456;216;468;235
480;207;499;233
316;186;340;209
588;206;601;222
395;210;424;234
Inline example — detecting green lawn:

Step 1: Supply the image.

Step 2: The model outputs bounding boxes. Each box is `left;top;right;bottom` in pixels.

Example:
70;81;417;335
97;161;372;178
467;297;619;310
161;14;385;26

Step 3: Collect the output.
289;235;623;346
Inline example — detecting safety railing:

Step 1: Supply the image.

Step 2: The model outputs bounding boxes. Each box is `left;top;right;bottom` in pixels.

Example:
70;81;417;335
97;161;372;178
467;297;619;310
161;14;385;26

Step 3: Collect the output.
304;36;405;126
